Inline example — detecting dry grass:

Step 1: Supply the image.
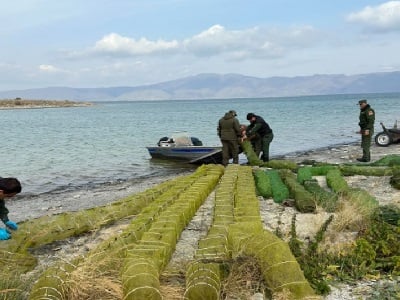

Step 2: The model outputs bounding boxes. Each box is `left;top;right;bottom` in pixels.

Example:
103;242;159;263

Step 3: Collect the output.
160;284;186;300
319;197;374;256
331;199;372;232
160;266;187;299
67;255;123;300
68;276;123;300
221;256;267;300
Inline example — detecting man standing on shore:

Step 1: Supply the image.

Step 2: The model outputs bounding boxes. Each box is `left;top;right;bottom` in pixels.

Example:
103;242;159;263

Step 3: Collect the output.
357;99;375;162
245;113;274;162
217;110;241;166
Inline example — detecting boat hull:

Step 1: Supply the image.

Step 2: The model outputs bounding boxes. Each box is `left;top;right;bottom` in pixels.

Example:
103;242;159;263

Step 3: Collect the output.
146;146;222;162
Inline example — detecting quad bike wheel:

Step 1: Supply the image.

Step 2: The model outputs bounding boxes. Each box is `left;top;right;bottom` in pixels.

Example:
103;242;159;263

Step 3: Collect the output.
375;132;392;147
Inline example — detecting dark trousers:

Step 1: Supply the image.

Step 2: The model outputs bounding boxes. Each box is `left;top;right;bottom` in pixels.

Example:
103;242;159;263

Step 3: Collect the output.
261;132;274;162
221;140;239;166
361;132;372;161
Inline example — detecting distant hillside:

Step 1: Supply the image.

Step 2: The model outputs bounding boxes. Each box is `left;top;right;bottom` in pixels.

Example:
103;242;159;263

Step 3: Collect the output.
1;71;399;101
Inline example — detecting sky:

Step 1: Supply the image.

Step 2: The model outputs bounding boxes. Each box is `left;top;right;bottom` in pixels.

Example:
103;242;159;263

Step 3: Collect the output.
1;0;400;91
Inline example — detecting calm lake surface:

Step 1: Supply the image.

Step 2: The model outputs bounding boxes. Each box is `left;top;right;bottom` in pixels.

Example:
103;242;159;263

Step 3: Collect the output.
2;93;399;195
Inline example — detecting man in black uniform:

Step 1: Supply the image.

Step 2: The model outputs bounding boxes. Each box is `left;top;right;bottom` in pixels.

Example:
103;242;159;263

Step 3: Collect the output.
357;99;375;162
245;113;274;162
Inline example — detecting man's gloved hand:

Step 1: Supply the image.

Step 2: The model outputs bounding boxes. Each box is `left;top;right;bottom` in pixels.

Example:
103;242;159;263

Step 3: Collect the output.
0;228;11;240
5;220;18;230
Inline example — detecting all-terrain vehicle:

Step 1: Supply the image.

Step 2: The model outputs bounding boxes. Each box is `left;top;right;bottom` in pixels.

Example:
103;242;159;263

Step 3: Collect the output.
375;121;400;147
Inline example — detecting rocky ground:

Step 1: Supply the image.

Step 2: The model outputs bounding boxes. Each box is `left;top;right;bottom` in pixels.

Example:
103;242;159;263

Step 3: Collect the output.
6;142;400;299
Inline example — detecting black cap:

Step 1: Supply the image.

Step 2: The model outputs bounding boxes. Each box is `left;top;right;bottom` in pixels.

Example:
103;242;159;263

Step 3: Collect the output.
358;99;367;105
246;113;255;120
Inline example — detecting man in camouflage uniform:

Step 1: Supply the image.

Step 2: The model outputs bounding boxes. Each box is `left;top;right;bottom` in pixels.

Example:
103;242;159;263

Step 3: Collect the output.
357;99;375;162
217;110;241;166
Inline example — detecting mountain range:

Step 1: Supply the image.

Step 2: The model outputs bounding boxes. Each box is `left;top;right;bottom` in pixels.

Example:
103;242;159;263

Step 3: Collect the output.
1;71;399;101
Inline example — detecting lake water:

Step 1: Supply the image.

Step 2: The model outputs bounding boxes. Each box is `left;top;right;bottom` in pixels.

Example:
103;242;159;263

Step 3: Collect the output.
1;93;399;195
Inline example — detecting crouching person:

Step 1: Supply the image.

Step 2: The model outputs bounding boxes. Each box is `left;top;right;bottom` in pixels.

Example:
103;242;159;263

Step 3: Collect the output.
0;177;22;240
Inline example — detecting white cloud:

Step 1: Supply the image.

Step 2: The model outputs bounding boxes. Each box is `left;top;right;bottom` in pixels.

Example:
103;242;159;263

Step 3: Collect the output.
347;1;400;32
92;33;179;56
39;64;63;73
66;25;321;62
184;24;320;60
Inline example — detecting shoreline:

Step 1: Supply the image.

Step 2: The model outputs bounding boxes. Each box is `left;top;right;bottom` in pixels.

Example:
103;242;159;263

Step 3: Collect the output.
7;141;399;224
279;140;359;160
283;140;400;164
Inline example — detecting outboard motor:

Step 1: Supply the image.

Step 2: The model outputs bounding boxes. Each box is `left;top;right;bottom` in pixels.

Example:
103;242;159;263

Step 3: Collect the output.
191;137;203;146
158;137;170;146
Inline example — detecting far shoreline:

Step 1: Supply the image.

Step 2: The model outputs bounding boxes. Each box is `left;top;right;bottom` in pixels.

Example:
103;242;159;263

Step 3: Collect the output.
0;99;92;110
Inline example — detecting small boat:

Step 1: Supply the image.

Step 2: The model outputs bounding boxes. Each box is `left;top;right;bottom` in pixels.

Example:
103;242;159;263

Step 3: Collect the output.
146;132;222;164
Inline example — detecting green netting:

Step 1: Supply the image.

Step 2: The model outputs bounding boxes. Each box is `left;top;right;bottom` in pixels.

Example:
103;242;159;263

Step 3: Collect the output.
142;230;178;247
339;165;393;176
122;256;162;300
213;215;235;224
185;262;221;300
263;159;298;171
369;154;400;166
207;226;229;237
390;166;400;190
265;170;289;203
234;207;260;217
184;165;239;298
29;260;78;300
228;222;264;253
254;169;273;198
228;227;316;299
229;165;316;299
7;170;201;255
120;165;224;300
326;169;349;194
194;240;227;262
303;180;338;212
32;165;223;300
128;242;172;267
280;170;316;213
241;140;263;166
195;247;228;260
297;165;338;184
0;250;37;274
235;167;262;222
377;205;400;225
347;188;379;214
2;165;226;300
214;205;233;216
234;216;262;223
297;167;313;184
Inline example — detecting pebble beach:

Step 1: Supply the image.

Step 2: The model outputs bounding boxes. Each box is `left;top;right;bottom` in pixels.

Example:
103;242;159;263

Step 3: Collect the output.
4;141;400;299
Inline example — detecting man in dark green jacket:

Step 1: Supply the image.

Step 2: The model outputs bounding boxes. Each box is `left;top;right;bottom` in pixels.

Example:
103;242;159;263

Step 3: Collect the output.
218;110;241;166
0;177;21;240
357;99;375;162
